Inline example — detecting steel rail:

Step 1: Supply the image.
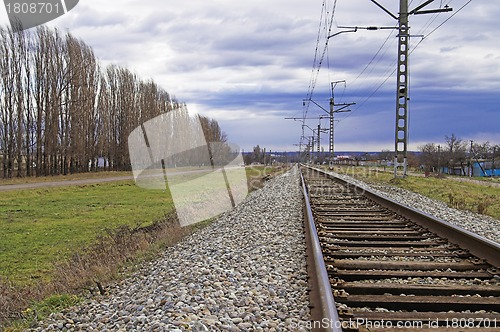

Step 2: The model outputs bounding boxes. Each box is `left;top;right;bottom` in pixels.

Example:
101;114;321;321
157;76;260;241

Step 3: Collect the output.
307;166;500;268
300;169;343;332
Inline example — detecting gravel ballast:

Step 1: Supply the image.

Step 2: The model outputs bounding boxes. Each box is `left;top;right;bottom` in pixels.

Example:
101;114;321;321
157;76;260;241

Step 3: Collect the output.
31;167;310;332
30;166;498;331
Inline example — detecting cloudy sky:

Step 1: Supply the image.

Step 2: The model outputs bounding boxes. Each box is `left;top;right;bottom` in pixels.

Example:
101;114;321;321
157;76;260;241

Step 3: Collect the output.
1;0;499;152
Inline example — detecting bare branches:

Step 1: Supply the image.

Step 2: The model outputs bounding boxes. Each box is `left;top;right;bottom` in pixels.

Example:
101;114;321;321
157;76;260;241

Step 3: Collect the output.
0;25;195;178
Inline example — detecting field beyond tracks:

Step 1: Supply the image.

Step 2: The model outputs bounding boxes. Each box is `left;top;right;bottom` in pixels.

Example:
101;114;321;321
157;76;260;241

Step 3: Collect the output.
330;165;500;220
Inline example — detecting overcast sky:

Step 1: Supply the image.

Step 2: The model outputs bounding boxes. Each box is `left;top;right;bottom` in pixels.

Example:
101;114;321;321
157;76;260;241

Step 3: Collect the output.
1;0;499;152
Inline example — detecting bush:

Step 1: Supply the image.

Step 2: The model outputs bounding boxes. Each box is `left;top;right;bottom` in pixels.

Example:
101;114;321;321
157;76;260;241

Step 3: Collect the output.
0;211;191;330
476;195;495;215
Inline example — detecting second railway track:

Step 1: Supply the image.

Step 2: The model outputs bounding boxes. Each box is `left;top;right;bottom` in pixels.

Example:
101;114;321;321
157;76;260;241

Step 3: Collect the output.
301;166;500;331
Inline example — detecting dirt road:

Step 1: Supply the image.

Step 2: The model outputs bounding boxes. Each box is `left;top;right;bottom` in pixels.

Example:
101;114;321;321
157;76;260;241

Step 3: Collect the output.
0;175;134;192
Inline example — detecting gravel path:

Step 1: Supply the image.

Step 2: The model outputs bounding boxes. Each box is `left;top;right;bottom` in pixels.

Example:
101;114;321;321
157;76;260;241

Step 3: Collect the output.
31;166;310;332
444;176;500;188
328;170;500;244
0;176;133;191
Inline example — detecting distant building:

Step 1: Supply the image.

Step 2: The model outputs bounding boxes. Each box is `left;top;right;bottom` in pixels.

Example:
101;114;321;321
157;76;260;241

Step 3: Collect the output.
440;161;499;177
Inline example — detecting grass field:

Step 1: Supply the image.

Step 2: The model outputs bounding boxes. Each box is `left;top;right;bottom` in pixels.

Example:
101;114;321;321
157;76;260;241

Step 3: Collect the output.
0;165;286;329
0;171;132;185
0;165;284;285
331;166;500;220
0;180;174;285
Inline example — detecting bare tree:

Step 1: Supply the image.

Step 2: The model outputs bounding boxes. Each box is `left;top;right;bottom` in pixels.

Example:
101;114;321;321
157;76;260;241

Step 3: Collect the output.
471;141;492;159
444;133;467;168
418;143;438;172
0;25;214;177
0;27;16;178
199;115;227;143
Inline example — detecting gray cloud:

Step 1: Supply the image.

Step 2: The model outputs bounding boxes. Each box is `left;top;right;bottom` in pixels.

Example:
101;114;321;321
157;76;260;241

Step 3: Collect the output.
1;0;497;151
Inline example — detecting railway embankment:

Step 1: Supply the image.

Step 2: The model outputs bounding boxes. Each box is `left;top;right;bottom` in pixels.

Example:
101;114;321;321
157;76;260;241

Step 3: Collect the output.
30;167;310;331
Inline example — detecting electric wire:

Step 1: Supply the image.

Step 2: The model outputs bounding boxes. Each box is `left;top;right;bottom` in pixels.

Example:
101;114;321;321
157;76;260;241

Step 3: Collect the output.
304;0;337;119
303;1;328;141
414;0;472;49
302;0;338;152
335;0;473;126
305;1;328;103
302;0;473;150
349;28;397;88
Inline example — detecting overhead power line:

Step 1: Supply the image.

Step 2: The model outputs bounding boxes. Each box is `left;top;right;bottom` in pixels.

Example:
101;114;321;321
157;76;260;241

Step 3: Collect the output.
304;0;338;121
299;0;472;158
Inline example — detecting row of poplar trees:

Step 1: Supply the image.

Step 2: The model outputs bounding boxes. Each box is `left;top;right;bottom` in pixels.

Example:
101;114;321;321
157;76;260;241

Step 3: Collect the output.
0;25;223;178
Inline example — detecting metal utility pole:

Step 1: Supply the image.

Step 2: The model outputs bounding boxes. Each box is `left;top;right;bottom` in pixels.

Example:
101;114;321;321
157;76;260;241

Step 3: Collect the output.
394;0;410;178
317;124;321;154
307;136;315;164
330;81;354;160
470;140;474;177
300;96;353;161
370;0;452;178
329;100;334;158
286;116;328;160
298;136;309;163
492;146;496;177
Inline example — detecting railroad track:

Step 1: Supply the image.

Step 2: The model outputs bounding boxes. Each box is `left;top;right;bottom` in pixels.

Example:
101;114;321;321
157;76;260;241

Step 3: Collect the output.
300;166;500;332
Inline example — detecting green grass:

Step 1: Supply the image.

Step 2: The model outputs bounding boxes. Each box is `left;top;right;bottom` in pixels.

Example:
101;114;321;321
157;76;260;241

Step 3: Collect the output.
245;165;288;191
0;180;173;285
0;166;289;330
0;166;285;285
4;293;82;332
399;178;498;217
0;165;292;331
331;166;500;220
27;294;81;322
0;171;132;185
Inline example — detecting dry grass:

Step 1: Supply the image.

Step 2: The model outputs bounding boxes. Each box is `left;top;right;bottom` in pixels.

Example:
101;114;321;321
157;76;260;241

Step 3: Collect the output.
246;165;289;192
0;212;193;329
0;166;281;329
0;171;132;185
331;165;500;220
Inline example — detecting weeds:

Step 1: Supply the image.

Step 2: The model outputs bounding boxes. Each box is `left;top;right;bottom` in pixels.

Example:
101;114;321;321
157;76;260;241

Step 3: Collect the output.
447;193;467;210
0;211;190;330
53;212;186;294
447;193;495;215
246;165;288;192
0;166;276;329
475;195;495;215
331;165;500;220
20;294;81;328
